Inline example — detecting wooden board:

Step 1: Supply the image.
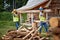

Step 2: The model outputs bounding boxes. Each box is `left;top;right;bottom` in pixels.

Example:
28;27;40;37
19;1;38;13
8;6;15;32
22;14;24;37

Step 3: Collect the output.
14;38;24;40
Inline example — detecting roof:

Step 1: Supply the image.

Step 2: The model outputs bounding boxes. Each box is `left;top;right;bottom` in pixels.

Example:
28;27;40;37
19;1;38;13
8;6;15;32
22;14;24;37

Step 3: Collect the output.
16;0;49;11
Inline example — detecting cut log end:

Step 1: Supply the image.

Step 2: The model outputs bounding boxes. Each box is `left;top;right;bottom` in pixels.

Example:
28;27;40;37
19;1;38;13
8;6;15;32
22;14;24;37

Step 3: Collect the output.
49;17;60;27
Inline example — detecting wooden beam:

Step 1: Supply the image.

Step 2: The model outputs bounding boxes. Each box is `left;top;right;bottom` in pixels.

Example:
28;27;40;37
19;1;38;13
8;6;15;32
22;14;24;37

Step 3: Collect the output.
17;10;40;13
17;9;52;13
23;29;34;39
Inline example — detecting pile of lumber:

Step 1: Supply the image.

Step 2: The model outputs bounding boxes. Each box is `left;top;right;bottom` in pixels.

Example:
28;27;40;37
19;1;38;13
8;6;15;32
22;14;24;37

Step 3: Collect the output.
49;17;60;40
2;30;50;40
2;23;50;40
2;28;31;40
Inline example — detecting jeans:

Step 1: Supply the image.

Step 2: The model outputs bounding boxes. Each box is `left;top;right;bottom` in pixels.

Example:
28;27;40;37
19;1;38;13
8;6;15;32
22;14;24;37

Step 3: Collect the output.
39;21;48;32
15;22;19;30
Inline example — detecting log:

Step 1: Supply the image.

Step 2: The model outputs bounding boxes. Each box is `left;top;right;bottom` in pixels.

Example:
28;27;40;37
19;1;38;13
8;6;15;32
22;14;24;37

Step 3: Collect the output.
18;26;23;31
53;35;60;40
49;27;60;35
29;27;41;40
17;32;29;35
3;36;13;40
32;36;40;40
49;17;60;27
23;22;38;40
6;31;17;38
49;27;60;40
32;22;38;30
23;29;34;39
18;28;30;32
14;38;24;40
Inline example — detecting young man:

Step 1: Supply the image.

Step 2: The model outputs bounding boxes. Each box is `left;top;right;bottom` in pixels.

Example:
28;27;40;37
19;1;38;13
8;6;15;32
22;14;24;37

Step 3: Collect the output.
39;7;48;35
12;9;19;30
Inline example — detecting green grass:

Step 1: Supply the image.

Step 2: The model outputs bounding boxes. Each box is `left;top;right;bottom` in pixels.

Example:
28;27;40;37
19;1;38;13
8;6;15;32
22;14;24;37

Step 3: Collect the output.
0;21;16;38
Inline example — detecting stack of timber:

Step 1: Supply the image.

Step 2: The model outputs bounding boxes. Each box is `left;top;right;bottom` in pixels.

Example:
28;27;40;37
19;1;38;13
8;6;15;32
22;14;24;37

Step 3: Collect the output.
2;29;30;40
49;17;60;40
2;22;50;40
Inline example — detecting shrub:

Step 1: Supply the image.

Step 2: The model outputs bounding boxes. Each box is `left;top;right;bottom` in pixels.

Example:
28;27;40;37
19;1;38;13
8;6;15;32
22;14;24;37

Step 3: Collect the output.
0;11;13;21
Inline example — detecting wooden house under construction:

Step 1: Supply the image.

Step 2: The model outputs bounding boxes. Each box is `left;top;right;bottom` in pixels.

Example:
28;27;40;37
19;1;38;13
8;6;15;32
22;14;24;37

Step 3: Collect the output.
12;0;60;24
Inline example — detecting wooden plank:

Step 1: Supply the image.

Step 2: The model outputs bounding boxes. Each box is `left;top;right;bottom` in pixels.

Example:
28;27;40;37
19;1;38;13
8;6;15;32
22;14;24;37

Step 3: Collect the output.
29;27;41;40
23;29;34;39
17;10;40;13
14;38;24;40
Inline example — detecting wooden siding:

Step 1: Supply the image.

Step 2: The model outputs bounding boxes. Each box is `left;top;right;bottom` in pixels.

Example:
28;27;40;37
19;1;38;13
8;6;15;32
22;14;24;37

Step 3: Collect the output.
49;0;60;9
48;0;60;18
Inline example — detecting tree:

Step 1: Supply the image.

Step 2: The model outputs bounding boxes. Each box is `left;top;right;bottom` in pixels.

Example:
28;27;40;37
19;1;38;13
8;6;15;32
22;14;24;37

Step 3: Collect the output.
0;0;4;12
0;0;28;11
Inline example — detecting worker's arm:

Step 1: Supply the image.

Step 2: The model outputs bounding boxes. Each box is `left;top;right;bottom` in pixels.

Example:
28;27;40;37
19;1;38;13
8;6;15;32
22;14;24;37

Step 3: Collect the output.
39;13;40;20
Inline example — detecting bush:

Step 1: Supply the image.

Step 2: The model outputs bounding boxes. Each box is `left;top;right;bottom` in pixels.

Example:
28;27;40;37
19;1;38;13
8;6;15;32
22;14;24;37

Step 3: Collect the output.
0;11;13;21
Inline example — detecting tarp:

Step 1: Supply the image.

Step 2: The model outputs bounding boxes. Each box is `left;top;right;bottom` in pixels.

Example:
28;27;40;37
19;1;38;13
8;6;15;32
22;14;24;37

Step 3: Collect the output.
16;0;48;11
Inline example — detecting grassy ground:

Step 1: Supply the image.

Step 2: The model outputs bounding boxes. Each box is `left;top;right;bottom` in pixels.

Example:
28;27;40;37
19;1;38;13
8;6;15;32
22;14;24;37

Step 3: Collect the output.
0;21;16;38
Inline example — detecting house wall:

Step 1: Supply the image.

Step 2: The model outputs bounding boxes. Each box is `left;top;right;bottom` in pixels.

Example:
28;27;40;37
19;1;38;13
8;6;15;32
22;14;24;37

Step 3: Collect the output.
48;0;60;18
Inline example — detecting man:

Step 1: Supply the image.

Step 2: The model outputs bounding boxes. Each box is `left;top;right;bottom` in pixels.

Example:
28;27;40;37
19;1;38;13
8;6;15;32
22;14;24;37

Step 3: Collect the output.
39;7;48;35
12;9;19;30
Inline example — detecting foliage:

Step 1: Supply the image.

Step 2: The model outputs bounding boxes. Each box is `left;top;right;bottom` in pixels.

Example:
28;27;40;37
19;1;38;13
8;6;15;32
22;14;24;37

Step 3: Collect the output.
0;0;28;11
0;11;13;21
0;0;5;12
16;0;28;8
22;13;27;23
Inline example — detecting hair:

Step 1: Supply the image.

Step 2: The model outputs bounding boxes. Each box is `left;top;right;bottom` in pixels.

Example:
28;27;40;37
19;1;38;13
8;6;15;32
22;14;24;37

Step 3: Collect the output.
15;12;17;14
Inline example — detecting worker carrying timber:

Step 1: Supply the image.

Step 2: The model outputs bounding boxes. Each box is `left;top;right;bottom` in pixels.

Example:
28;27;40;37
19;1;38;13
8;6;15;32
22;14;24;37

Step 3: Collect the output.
12;9;19;30
39;7;48;35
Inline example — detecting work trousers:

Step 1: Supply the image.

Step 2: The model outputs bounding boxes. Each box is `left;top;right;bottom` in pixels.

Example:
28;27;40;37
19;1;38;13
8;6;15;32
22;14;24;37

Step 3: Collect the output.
39;21;48;32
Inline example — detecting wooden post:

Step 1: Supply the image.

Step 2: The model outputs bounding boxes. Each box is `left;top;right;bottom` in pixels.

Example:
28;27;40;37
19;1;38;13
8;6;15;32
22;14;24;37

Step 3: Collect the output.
20;13;22;24
46;12;48;20
59;9;60;16
31;13;34;24
55;9;57;15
